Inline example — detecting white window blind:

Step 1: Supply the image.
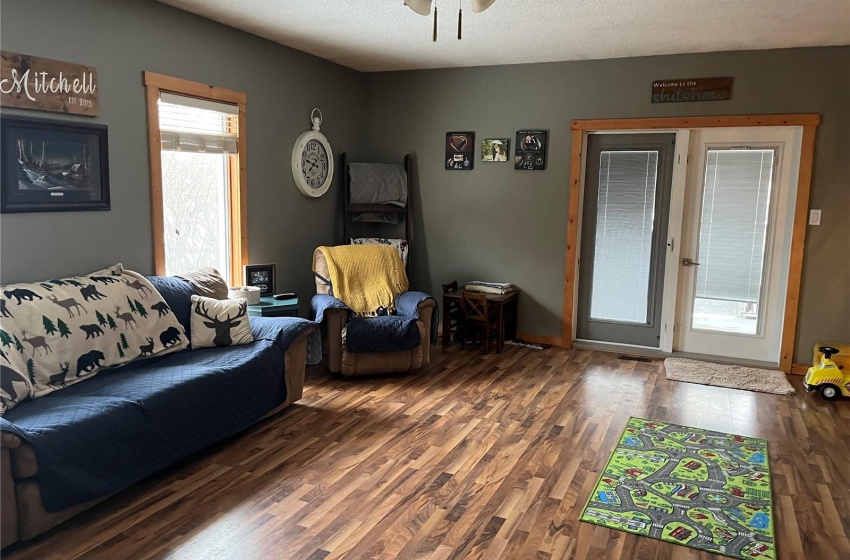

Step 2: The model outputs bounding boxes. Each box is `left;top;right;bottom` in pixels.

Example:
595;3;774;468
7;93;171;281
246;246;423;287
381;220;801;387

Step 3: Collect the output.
590;150;658;323
158;92;238;154
696;149;775;303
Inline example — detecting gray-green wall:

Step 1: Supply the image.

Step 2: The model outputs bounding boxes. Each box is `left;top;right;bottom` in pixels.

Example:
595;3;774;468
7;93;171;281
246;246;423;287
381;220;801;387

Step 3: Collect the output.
1;0;846;364
363;47;850;362
0;0;365;315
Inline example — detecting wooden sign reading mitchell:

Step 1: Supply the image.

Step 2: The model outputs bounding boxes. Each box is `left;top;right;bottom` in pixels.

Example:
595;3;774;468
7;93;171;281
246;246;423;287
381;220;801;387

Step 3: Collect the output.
1;51;98;116
651;77;733;104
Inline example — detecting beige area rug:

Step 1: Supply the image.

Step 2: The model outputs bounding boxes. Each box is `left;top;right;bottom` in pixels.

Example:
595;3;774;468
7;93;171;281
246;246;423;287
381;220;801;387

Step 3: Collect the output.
664;357;796;395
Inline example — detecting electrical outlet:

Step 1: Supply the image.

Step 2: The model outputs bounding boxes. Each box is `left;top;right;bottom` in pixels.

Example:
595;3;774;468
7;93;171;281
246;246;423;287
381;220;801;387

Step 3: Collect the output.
809;209;822;226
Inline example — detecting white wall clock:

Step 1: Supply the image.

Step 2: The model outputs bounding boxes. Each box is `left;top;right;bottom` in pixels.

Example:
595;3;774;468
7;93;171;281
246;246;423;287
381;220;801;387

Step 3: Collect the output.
292;108;334;197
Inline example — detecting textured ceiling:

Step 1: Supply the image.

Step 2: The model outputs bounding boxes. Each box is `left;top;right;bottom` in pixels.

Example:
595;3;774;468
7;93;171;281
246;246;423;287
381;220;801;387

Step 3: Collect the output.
157;0;850;72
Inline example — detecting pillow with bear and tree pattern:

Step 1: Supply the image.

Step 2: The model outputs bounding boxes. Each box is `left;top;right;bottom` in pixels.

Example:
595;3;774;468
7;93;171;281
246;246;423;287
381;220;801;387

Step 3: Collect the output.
0;263;189;415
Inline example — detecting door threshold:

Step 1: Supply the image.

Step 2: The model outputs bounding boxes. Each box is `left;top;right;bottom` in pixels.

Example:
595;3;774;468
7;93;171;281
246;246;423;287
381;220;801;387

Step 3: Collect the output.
572;339;665;359
572;340;779;369
669;351;778;370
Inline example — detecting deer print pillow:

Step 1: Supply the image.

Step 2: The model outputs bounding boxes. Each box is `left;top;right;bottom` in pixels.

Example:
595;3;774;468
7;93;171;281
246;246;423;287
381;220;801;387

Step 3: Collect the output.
0;263;189;415
189;295;253;349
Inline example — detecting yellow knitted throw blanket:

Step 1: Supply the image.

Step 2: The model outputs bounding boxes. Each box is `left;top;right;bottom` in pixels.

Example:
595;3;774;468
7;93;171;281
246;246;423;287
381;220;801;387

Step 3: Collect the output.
315;245;409;316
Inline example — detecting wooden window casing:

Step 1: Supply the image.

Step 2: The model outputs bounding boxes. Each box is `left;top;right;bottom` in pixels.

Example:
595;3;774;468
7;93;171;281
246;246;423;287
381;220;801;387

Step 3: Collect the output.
143;71;248;285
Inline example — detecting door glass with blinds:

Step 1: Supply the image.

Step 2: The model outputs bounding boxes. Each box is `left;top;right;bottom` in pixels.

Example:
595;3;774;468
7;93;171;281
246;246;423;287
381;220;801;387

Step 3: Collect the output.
591;150;658;323
158;92;238;282
576;133;675;347
691;148;776;334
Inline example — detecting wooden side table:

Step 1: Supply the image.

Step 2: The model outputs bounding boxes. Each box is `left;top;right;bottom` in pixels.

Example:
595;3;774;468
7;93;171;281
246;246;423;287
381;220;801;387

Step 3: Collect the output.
442;289;518;353
247;296;299;318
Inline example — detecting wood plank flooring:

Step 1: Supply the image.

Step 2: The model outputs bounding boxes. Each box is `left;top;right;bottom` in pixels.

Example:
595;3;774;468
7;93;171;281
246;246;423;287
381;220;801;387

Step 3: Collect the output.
4;346;849;560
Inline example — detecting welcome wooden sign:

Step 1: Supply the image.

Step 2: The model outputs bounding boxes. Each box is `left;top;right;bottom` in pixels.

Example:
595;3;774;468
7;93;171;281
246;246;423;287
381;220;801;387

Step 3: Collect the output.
651;77;733;104
1;51;99;116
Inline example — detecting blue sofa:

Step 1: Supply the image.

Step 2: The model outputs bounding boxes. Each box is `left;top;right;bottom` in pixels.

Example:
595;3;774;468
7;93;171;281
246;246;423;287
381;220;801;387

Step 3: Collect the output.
0;277;315;547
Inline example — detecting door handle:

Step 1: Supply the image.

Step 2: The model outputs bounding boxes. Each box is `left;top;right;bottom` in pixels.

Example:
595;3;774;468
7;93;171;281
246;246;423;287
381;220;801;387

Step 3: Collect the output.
681;257;701;267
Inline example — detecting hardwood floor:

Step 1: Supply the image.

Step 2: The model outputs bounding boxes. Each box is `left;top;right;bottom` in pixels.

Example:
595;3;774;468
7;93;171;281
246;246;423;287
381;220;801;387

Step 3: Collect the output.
5;346;849;560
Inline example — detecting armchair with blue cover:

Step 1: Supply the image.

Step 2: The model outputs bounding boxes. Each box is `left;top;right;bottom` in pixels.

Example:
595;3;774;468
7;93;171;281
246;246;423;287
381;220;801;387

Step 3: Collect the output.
311;245;437;376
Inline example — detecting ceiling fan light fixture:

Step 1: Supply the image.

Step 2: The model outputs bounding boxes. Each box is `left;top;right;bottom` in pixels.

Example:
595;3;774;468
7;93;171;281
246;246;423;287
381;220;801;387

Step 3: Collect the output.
407;0;496;42
404;0;433;16
471;0;496;13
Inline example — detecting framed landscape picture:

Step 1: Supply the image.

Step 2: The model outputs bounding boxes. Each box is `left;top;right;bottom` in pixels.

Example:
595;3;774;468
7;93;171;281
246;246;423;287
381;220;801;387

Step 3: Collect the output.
481;138;510;162
445;131;475;170
514;130;547;170
0;115;110;213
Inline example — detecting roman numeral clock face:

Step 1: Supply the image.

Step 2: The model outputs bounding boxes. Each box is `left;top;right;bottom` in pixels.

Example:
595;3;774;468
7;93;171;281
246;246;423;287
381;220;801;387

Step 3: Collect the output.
291;129;334;197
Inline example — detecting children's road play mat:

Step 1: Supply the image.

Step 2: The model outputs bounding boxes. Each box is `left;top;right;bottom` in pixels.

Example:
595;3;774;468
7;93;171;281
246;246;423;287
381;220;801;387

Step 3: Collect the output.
580;417;775;559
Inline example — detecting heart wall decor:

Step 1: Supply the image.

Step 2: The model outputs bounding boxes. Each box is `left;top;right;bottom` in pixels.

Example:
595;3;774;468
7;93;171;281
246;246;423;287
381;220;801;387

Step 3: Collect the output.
445;131;474;170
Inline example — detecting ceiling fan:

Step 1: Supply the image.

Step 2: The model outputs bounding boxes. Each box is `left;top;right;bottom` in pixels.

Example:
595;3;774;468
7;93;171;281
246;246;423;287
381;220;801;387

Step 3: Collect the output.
405;0;497;41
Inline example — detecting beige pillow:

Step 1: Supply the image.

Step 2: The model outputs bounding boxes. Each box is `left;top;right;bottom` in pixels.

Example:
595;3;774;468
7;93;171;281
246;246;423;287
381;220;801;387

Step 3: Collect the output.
176;267;229;300
189;295;253;349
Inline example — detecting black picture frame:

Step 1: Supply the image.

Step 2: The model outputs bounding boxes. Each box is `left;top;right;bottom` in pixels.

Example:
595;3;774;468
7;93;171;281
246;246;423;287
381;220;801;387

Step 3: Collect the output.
514;130;547;171
0;115;110;213
445;131;475;170
244;264;276;296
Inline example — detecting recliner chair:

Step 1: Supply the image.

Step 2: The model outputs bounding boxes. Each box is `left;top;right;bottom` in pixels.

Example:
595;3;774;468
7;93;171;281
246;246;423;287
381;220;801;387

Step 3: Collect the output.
311;246;436;376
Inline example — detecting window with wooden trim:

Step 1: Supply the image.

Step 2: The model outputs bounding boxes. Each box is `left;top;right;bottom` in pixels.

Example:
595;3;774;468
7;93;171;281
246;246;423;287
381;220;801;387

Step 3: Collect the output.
144;72;247;285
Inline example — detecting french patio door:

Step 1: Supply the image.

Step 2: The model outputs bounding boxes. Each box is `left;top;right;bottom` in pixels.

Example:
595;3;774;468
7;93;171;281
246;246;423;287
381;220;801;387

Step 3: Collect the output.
673;127;802;363
575;133;676;347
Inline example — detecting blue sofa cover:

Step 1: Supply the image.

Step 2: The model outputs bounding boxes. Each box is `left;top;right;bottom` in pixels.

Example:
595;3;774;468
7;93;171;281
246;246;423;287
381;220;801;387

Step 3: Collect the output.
0;277;314;513
312;290;438;348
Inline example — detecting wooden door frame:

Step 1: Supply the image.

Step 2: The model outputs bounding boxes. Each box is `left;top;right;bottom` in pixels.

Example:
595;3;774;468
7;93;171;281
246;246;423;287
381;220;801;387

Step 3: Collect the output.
143;71;249;285
562;114;821;374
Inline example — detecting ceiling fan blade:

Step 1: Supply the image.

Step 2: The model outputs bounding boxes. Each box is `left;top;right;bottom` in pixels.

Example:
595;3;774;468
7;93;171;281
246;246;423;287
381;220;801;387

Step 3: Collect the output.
405;0;433;16
471;0;496;13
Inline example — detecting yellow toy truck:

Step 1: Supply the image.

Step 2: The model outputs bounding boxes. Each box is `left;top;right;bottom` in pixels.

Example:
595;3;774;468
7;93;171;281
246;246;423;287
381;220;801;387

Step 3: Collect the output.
804;346;850;400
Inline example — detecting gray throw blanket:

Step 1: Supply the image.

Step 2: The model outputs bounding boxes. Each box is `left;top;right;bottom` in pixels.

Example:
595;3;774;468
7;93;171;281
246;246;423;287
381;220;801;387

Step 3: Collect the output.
349;163;407;223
